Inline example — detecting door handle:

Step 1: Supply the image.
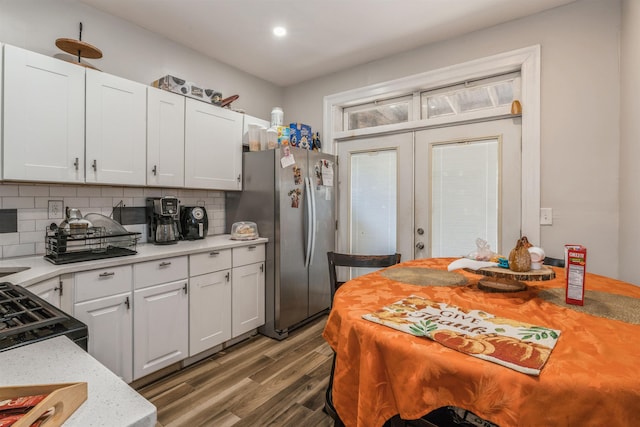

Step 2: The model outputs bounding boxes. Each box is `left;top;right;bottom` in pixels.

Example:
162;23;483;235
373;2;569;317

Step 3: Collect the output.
416;242;425;250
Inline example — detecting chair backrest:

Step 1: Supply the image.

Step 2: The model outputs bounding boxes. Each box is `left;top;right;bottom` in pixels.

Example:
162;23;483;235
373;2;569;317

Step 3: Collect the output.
327;251;401;300
543;257;565;268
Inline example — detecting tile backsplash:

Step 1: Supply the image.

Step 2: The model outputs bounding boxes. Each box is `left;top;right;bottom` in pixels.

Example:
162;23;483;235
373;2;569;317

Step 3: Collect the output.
0;183;226;259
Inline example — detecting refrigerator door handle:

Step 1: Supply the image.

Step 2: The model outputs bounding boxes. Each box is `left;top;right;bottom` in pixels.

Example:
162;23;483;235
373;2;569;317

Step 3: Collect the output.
304;176;313;268
309;174;317;265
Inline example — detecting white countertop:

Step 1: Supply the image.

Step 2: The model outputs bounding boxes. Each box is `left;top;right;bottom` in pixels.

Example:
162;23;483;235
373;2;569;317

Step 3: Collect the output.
0;234;268;287
0;336;156;427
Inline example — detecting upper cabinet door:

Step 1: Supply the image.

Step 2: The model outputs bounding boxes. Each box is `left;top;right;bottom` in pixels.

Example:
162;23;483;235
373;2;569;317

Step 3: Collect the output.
3;45;85;183
184;98;243;190
147;87;185;187
86;68;146;186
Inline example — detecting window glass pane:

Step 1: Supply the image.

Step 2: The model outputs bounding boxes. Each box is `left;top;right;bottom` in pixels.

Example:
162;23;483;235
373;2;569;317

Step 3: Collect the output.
455;87;493;112
493;81;514;105
431;140;498;257
350;150;397;275
347;102;409;130
420;74;518;119
426;95;455;118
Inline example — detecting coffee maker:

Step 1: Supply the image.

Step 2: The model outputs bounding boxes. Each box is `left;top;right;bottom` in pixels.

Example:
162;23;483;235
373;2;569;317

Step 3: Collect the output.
146;197;180;245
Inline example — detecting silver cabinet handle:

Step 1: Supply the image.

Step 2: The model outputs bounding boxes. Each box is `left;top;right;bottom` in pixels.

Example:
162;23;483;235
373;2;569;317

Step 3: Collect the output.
159;261;172;267
209;251;220;256
225;272;230;282
99;272;115;278
73;157;79;171
152;165;157;175
237;174;241;183
124;296;130;310
183;283;188;294
260;264;264;273
54;280;63;296
248;245;257;250
92;159;97;171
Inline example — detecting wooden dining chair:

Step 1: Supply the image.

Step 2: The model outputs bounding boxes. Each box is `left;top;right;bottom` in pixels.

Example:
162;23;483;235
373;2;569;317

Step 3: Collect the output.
327;251;402;301
324;251;401;426
543;257;565;267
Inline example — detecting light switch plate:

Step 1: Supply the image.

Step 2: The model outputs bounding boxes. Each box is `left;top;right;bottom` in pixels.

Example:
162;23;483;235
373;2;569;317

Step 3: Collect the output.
48;200;64;219
540;207;553;225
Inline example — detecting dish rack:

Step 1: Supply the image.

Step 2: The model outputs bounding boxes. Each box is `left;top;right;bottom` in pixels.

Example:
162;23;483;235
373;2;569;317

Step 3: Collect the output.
44;225;140;265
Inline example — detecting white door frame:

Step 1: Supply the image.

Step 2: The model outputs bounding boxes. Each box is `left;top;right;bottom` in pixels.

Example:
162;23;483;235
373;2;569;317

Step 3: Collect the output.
323;45;541;245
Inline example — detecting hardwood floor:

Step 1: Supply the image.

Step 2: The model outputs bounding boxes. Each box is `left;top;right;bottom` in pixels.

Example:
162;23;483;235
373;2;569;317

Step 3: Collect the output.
137;315;335;427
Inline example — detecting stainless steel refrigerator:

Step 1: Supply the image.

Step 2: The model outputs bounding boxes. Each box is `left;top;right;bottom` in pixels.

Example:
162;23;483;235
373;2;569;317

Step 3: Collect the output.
226;147;336;340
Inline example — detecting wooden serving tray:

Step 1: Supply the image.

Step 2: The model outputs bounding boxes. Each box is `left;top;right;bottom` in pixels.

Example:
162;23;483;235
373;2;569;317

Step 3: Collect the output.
0;382;87;427
465;265;556;281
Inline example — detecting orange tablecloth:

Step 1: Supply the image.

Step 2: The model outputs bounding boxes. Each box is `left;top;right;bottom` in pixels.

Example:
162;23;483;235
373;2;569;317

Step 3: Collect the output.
322;258;640;427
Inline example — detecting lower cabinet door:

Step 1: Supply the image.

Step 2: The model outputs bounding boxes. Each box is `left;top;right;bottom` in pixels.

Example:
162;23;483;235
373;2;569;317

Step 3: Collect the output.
232;262;265;337
134;280;189;380
74;292;133;383
189;269;232;356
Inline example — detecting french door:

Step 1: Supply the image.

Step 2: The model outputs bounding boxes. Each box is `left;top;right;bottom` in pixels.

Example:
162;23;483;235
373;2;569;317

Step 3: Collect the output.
336;118;521;263
337;133;414;263
414;119;521;258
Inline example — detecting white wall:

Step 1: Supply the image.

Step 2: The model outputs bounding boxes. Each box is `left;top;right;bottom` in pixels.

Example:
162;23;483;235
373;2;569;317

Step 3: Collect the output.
284;0;622;279
619;0;640;285
0;0;282;120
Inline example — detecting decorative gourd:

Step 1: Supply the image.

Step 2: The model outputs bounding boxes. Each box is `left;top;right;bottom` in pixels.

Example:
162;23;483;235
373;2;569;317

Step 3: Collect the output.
509;237;532;272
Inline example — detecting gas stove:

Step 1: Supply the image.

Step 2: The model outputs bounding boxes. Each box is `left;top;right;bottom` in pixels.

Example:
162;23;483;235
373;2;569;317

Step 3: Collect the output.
0;282;87;352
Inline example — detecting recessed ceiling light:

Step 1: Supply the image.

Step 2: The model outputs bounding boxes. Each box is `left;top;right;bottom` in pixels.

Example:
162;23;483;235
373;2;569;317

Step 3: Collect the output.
273;26;287;37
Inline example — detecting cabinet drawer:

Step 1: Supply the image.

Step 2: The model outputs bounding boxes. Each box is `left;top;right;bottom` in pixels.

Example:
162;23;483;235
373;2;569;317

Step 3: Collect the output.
190;249;232;276
133;256;188;289
75;265;133;302
232;244;265;267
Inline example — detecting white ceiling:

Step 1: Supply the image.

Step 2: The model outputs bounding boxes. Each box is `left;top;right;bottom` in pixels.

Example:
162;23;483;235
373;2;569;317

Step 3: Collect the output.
78;0;576;87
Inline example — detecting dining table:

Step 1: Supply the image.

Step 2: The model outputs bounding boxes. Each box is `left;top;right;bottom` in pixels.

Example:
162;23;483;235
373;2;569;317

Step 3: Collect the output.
322;257;640;427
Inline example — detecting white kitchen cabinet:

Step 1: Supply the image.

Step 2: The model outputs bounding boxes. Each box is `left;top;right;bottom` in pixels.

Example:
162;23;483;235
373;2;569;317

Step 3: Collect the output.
2;44;85;183
188;250;232;356
74;292;133;383
231;245;265;337
133;279;189;380
25;276;62;309
147;87;185;187
86;68;146;185
133;257;189;380
184;98;243;190
73;265;133;383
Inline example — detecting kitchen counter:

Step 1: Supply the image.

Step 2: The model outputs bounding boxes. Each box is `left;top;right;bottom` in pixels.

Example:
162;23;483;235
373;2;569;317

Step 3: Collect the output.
0;234;268;287
0;336;156;426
